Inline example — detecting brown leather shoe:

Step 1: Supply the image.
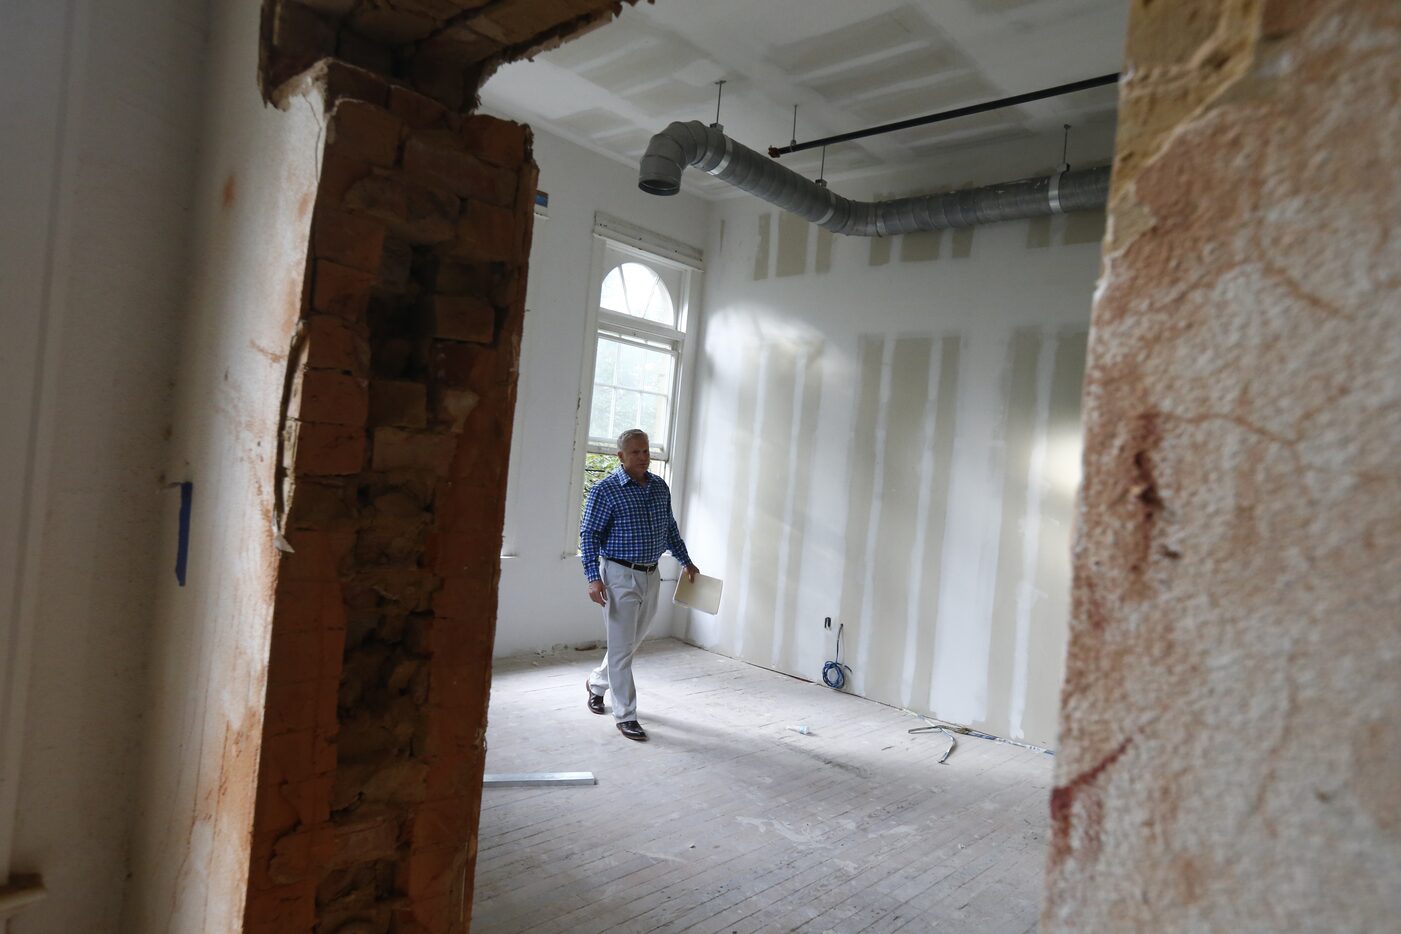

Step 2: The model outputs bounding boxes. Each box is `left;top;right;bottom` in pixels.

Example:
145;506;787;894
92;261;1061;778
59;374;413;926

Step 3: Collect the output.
586;682;605;715
616;720;647;741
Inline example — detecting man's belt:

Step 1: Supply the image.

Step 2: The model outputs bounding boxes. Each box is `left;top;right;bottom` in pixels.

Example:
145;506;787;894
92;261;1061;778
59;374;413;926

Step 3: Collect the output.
605;556;658;573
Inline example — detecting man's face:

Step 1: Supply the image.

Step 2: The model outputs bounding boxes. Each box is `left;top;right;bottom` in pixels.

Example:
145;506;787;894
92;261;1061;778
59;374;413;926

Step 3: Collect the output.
618;435;651;478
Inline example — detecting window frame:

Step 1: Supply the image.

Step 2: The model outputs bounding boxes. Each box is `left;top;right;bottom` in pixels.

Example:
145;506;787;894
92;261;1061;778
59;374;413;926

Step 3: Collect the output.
565;221;703;555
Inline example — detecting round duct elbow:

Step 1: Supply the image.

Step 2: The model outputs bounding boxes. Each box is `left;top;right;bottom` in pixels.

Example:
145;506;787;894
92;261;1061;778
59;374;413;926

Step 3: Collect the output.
638;160;681;196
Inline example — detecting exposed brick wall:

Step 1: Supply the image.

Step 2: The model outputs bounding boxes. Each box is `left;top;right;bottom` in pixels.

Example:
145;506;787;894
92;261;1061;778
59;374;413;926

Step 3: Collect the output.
242;61;537;932
241;3;640;929
260;0;634;109
1044;0;1401;929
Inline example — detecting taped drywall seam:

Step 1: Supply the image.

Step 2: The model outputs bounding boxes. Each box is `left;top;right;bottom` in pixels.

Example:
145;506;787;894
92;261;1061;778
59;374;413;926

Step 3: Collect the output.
1009;332;1057;739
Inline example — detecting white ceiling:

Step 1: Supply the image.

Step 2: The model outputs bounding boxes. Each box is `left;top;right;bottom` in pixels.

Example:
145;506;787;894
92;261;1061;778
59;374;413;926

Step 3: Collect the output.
481;0;1130;197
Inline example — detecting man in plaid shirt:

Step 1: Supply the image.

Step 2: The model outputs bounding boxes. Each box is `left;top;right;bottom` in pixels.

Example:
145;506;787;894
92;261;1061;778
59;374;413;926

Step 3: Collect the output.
581;428;700;741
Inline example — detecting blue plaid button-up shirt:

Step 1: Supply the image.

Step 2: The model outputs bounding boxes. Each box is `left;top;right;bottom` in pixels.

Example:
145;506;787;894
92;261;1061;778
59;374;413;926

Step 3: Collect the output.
580;468;691;583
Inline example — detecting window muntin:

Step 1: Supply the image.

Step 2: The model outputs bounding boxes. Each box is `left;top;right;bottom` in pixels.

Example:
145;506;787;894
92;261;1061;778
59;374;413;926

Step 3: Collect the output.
599;262;676;326
588;333;676;455
569;227;699;551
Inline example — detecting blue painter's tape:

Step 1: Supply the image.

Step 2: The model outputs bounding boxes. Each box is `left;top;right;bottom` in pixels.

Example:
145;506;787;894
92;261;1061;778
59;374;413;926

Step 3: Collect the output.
176;481;192;586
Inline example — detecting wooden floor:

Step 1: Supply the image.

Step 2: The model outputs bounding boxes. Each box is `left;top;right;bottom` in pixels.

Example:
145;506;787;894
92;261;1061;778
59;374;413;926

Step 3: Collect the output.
472;639;1053;933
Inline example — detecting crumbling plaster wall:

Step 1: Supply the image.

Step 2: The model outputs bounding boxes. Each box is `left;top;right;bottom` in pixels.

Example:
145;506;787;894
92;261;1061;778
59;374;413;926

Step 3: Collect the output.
1043;0;1401;929
122;2;329;930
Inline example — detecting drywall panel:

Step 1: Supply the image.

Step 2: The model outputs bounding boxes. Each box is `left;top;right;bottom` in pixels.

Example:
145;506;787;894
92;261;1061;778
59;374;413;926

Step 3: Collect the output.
490;120;710;658
122;2;325;930
0;0;203;929
681;127;1105;747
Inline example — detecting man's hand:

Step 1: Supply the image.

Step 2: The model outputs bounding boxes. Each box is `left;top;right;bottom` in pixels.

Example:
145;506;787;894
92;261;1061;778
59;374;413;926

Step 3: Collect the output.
588;580;607;606
684;564;700;583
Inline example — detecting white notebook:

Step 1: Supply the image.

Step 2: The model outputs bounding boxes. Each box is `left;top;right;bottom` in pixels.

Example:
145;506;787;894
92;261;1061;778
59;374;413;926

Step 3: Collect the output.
672;572;724;615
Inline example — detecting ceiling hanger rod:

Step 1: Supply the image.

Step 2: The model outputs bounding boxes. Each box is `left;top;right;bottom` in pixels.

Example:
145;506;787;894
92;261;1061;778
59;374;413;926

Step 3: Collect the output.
767;72;1119;158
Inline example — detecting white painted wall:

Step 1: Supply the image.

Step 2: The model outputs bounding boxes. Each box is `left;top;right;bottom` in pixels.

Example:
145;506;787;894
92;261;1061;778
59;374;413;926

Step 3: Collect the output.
2;0;326;929
122;2;328;930
0;0;203;930
679;124;1115;748
491;121;710;657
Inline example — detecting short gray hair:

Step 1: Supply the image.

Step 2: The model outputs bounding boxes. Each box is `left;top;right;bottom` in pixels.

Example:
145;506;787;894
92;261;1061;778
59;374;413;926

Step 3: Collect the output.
617;428;649;450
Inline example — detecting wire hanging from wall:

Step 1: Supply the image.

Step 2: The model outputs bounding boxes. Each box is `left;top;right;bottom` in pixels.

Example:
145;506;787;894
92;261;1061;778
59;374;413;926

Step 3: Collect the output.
823;622;852;690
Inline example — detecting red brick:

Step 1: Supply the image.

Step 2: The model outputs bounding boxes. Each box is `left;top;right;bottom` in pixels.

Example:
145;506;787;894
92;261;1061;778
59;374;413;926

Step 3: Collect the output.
313;209;387;273
290;420;365;476
372;428;458;475
261;729;322;785
427;660;491;713
359;758;431;807
251;783;303;855
349;4;437;44
331;813;403;867
316;152;373;206
429;342;477;389
421;708;477;761
278;776;333;828
432;576;497;624
450;200;517;262
514;157;540;221
390;85;451;130
265;1;334;93
354;517;429;565
425;531;497;579
344;172;459;245
409;798;473;848
402;892;454;934
267;622;345;687
264;680;323;736
460;115;527;168
318;59;389;108
336;27;394;76
264;673;337;739
243;880;316;927
433;481;504;532
403;132;516;205
268;826;326;884
427;295;494;343
280;529;357;582
423;751;483;801
429;621;491;669
369;380;429;428
422;257;495;296
272;580;346;633
286;477;357;531
328;99;403;168
433;388;480;434
491;267;524;309
304;314;369;376
406;844;467;900
474;0;589;43
406;51;473;112
311;260;377;319
380;237;413;290
295;370;369;427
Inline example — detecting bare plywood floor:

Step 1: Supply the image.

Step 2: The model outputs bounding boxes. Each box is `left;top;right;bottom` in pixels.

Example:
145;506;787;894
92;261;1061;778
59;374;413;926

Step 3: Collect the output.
472;639;1052;933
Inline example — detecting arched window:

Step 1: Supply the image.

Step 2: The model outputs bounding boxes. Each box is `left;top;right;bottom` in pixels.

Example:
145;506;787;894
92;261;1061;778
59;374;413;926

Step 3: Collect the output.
574;228;701;524
599;262;675;326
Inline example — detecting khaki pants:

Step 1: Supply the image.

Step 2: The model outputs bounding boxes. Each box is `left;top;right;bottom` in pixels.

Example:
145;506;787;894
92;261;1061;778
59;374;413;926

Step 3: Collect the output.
587;560;660;722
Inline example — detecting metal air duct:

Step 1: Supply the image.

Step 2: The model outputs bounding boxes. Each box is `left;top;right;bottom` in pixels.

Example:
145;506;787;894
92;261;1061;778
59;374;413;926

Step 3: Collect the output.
638;120;1109;236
